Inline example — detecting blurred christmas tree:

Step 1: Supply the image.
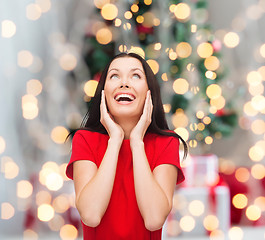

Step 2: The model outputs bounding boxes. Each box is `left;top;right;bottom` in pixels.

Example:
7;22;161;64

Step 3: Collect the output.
69;0;238;153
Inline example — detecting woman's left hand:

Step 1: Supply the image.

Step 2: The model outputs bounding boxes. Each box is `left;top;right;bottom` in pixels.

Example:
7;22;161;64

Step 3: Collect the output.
130;90;153;144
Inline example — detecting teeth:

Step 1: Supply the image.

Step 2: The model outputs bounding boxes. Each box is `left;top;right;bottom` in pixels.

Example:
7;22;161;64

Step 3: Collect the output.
115;94;135;101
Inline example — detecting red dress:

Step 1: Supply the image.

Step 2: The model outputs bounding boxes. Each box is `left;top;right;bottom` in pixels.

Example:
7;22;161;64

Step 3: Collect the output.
66;130;184;240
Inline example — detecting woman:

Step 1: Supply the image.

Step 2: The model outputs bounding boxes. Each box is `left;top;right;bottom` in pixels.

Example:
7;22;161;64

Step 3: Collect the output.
66;52;187;240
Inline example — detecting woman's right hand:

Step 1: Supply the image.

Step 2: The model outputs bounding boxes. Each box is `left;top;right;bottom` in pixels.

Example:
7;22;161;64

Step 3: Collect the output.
100;90;124;142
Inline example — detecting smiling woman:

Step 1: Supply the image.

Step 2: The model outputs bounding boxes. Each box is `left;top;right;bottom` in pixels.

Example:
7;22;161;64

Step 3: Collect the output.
103;57;149;139
65;52;187;240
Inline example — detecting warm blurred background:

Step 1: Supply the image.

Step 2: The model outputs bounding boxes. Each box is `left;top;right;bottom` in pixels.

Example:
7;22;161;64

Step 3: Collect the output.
0;0;265;239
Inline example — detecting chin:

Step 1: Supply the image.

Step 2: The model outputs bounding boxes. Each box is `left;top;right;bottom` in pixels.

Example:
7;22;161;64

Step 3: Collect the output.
113;110;141;120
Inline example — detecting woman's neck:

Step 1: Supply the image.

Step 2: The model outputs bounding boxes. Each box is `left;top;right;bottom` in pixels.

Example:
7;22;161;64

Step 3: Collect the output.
114;116;139;139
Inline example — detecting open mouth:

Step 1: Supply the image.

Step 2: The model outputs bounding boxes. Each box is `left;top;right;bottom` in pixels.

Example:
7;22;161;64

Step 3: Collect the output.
114;93;136;103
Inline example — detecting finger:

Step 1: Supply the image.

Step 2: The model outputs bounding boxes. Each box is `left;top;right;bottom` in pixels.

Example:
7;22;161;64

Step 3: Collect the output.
146;90;152;113
147;93;153;120
143;90;150;114
148;90;153;119
101;90;107;113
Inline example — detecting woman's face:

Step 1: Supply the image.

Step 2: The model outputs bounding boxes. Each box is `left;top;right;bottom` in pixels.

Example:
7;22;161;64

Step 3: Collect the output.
104;57;149;121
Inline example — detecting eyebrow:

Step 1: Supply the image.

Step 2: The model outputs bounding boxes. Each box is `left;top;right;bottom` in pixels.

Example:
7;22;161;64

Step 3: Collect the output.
107;67;144;74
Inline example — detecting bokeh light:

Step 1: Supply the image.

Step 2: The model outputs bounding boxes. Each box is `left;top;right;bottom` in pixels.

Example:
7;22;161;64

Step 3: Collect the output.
188;200;205;216
53;194;70;213
243;101;258;116
146;59;159;74
204;56;220;71
206;70;217;80
36;0;52;13
142;12;155;28
22;94;39;120
144;0;152;5
245;205;261;221
26;4;42;20
203;215;219;231
59;53;77;71
161;73;168;81
176;42;192;58
219;159;236;175
84;80;98;97
210;229;225;240
197;42;213;58
131;4;139;13
136;16;144;24
172;109;189;128
48;214;65;231
179;216;195;232
114;18;122;27
129;46;145;58
228;227;244;240
51;126;69;144
223;32;240;48
38;204;55;222
251;119;265;134
101;3;118;20
247;71;262;86
254;196;265;211
174;3;191;22
18;50;34;68
17;180;33;199
232;194;248;209
1;20;16;38
123;23;131;30
27;79;43;96
60;224;78;240
173;78;189;94
23;229;38;240
124;11;133;20
1;202;15;220
94;0;110;9
96;28;112;45
210;96;225;110
251;95;265;111
163;104;171;113
260;43;265;58
196;110;204;119
189;139;198;148
169;49;177;60
235;167;250;182
246;4;263;20
203;116;211;124
248;145;264;162
206;84;222;99
45;172;64;191
205;136;213;145
36;191;52;206
248;83;264;96
0;136;6;154
251;164;265;179
174;127;189;141
2;157;19;179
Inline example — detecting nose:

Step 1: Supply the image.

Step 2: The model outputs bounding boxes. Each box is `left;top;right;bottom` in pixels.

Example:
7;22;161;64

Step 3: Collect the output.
119;78;130;88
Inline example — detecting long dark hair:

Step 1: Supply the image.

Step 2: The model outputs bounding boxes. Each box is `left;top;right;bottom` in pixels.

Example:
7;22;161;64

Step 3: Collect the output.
69;52;188;158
